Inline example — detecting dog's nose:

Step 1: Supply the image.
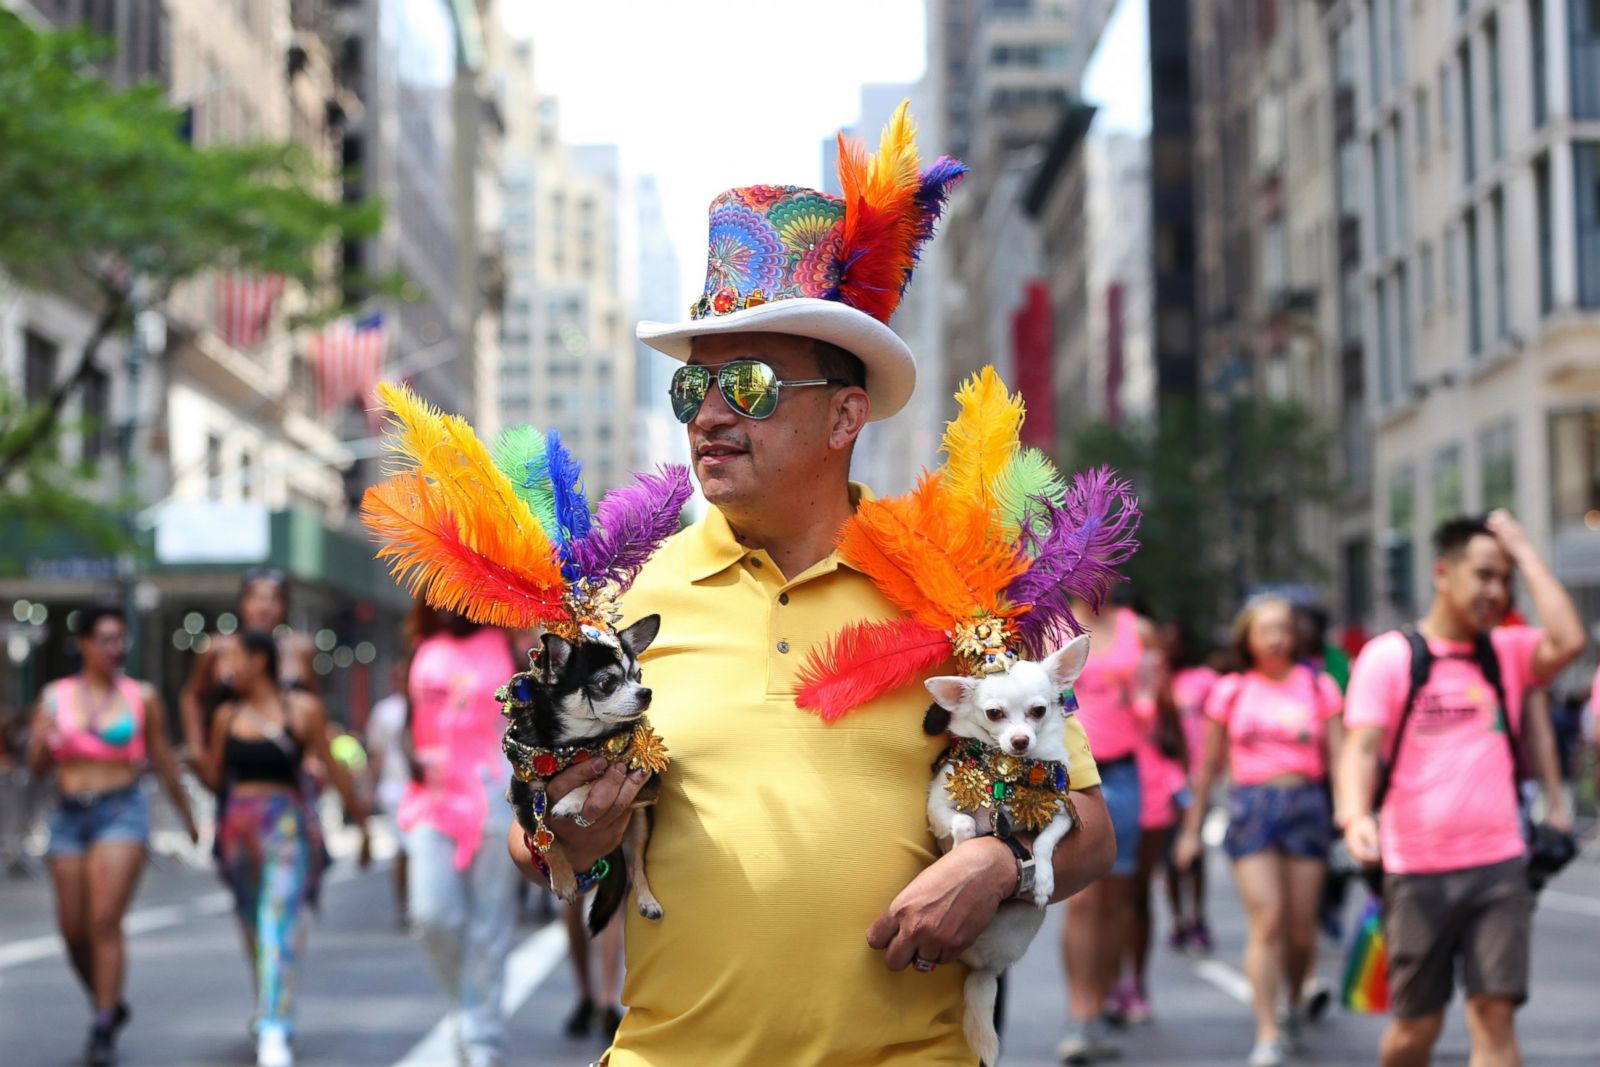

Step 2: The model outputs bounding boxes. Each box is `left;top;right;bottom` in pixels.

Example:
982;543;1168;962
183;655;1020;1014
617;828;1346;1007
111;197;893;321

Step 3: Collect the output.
637;687;652;706
1009;736;1030;754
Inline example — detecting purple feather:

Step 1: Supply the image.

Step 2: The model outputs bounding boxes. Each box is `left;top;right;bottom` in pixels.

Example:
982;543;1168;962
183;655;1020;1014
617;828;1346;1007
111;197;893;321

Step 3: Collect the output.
566;465;693;593
913;157;969;243
1008;467;1142;655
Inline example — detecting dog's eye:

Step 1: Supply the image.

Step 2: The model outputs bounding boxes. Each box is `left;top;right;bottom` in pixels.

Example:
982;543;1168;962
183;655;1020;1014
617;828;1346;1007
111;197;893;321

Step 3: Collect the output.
593;675;620;695
1028;705;1048;720
984;707;1005;722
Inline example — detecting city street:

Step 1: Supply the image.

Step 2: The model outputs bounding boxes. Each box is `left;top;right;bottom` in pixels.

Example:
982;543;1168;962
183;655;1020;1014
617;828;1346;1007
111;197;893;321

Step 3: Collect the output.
2;817;1597;1067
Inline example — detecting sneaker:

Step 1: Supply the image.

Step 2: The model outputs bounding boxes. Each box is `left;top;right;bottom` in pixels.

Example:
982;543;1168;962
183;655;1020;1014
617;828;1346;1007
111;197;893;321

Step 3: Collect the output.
1304;981;1332;1023
1246;1037;1286;1067
1100;984;1128;1030
255;1025;293;1067
1056;1019;1122;1064
1190;921;1215;955
600;1006;624;1040
1280;1006;1306;1052
86;1023;116;1067
563;999;594;1039
1167;920;1193;953
1121;983;1153;1026
111;1002;130;1033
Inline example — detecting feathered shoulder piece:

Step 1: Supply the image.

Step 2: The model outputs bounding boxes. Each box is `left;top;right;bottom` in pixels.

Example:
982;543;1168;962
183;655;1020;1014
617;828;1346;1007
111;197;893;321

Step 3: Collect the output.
831;100;969;323
361;383;692;643
796;367;1141;721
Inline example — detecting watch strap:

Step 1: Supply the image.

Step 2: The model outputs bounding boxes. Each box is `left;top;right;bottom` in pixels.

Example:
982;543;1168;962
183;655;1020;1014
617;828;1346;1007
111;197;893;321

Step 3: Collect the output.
979;830;1036;901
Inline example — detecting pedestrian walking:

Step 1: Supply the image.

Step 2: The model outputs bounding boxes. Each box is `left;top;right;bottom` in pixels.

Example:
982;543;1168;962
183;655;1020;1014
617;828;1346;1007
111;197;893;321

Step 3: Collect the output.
1174;595;1344;1067
26;606;199;1067
1338;513;1583;1067
196;629;371;1067
1163;620;1220;954
365;659;412;928
399;603;519;1067
505;104;1115;1066
1056;599;1159;1063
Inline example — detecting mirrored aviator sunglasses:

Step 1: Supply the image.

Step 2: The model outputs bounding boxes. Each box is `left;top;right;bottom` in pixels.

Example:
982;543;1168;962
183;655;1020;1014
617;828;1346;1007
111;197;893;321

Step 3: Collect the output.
669;359;845;424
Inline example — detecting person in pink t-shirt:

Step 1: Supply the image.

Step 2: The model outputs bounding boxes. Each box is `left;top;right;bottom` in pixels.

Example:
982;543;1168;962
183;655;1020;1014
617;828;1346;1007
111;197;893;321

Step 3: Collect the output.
1174;596;1343;1067
1163;620;1221;955
1339;513;1583;1067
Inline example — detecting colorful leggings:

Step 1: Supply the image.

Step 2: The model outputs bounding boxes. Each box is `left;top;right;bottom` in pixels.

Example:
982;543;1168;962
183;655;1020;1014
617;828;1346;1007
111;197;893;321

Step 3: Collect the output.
217;792;313;1035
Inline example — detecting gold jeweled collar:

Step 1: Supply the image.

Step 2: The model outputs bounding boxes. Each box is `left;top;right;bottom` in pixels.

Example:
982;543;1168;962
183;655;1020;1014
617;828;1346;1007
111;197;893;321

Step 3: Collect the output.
938;738;1075;833
501;719;670;785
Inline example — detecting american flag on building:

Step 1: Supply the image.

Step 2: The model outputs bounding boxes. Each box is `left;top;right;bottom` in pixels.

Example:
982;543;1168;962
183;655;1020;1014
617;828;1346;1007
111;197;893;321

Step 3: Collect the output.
309;312;389;412
215;272;285;350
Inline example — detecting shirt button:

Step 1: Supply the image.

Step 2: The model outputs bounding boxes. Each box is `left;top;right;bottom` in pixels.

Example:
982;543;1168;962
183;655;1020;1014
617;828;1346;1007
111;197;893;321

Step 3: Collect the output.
778;593;790;605
749;557;763;568
776;640;790;654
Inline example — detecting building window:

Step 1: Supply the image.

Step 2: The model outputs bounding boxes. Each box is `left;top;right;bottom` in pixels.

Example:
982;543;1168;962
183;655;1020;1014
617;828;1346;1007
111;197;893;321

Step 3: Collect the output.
239;450;253;500
1573;0;1600;119
1532;0;1549;127
1397;266;1415;394
1491;190;1510;339
81;365;109;464
1439;65;1453;146
1460;44;1476;184
1368;0;1384;105
1445;222;1460;306
1415;86;1431;155
1535;155;1555;315
1481;420;1516;512
1387;466;1417;612
1577;142;1600;308
1432;445;1465;519
1388;0;1404;91
206;434;223;501
1550;408;1600;522
1376;276;1395;405
1393;119;1410;245
1420;241;1436;313
23;329;56;406
1343;535;1373;625
1372;136;1389;253
1487;16;1504;163
1466;208;1483;354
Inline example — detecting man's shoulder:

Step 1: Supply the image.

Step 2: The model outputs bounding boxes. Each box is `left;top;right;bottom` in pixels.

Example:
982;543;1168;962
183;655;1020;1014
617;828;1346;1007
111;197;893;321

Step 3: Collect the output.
1352;629;1410;668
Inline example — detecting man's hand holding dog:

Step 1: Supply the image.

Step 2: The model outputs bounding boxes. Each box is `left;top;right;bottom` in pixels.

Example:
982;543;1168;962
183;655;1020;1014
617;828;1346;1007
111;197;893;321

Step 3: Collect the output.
507;758;650;879
866;836;1016;970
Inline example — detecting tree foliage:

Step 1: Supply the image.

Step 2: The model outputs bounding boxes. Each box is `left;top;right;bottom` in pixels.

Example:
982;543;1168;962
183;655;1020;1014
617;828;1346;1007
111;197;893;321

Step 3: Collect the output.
0;11;384;489
1061;395;1336;639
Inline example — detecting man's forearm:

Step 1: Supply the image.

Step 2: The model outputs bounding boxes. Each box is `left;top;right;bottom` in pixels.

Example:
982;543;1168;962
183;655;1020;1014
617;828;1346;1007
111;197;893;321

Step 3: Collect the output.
1336;732;1380;823
1049;787;1114;904
1518;549;1586;664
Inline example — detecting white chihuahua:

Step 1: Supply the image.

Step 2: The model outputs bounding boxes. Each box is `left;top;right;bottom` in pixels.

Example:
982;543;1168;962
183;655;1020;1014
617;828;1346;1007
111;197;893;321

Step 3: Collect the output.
922;634;1092;1066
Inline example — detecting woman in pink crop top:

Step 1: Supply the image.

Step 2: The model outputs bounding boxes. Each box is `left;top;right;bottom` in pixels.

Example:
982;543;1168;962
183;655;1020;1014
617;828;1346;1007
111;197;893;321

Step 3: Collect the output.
1174;596;1344;1066
1056;601;1160;1062
26;606;196;1067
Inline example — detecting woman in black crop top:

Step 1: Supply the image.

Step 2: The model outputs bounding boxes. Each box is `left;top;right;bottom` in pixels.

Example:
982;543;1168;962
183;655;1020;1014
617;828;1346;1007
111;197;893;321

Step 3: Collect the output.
197;630;369;1067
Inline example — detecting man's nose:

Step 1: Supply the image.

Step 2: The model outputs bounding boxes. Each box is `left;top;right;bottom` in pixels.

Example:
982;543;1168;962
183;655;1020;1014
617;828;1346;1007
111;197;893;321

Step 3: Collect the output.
692;378;738;429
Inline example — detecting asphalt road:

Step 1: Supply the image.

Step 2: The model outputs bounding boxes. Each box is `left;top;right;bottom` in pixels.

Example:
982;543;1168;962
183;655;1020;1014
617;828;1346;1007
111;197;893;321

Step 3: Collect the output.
2;811;1597;1067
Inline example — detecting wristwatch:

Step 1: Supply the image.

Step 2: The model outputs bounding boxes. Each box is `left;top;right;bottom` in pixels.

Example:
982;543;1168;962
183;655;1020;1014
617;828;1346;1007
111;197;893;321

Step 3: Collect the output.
985;832;1036;902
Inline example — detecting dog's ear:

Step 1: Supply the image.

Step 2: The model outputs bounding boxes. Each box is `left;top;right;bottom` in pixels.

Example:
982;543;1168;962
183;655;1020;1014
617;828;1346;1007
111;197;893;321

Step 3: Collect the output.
922;703;952;735
924;675;976;713
539;633;575;685
1042;633;1092;692
617;615;661;659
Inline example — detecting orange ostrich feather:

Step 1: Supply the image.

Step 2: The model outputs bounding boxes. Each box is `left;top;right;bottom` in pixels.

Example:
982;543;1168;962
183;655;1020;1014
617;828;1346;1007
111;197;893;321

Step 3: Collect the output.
835;101;925;323
837;472;1029;632
361;474;567;629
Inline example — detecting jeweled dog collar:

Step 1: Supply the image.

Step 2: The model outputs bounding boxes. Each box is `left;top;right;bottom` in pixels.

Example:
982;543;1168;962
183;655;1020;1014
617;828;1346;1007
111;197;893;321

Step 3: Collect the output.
937;739;1076;834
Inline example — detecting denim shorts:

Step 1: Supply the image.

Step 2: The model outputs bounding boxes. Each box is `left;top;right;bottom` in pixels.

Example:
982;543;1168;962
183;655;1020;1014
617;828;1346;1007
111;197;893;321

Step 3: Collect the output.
1222;781;1332;861
1099;756;1142;876
46;783;150;857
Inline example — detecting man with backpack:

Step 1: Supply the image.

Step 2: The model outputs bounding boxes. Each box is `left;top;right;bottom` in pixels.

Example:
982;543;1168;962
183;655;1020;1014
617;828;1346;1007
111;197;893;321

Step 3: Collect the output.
1339;512;1583;1067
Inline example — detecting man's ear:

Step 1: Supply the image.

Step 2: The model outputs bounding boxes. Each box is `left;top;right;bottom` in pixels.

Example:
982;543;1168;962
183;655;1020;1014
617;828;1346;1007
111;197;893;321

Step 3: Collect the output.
1042;634;1092;692
618;615;661;658
829;387;870;452
539;633;575;685
924;675;976;713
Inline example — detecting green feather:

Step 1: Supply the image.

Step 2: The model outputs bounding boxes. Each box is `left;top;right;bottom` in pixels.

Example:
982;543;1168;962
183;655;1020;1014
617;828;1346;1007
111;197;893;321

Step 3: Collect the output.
994;448;1066;537
492;426;559;538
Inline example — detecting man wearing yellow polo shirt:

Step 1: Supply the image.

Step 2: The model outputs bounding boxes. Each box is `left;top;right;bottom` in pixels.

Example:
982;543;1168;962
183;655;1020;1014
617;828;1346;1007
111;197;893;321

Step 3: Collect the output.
509;109;1114;1065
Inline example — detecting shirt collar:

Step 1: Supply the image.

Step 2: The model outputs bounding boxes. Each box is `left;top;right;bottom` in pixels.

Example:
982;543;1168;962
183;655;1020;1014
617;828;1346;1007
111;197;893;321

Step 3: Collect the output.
681;482;875;583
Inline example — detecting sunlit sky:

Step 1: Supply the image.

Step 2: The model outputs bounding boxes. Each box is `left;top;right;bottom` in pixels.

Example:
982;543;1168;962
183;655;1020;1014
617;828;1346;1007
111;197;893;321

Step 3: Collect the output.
502;1;928;309
1082;0;1151;136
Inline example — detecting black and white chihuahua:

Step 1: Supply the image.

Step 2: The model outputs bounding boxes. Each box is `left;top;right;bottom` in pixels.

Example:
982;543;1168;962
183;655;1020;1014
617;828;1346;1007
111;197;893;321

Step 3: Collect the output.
503;615;663;935
921;634;1091;1066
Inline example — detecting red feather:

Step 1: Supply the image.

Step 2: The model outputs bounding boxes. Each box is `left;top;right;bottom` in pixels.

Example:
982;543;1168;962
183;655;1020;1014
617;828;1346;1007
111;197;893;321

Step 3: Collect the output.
361;475;568;628
795;617;953;722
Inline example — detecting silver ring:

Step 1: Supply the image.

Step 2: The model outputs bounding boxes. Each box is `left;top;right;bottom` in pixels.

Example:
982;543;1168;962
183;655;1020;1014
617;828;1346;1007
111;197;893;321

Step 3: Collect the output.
570;814;592;828
912;954;937;973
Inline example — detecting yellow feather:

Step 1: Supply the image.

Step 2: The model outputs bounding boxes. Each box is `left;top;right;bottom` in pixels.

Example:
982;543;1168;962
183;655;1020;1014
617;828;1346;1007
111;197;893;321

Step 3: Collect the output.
939;366;1025;513
868;99;921;201
373;382;552;566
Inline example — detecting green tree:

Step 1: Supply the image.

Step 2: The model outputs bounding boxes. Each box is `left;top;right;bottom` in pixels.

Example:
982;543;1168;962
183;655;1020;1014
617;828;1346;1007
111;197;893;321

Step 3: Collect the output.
0;12;383;495
1062;395;1336;637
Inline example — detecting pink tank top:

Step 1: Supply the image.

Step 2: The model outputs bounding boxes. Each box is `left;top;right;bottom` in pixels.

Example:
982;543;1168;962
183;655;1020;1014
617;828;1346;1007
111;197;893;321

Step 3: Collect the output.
48;676;147;764
1070;608;1148;762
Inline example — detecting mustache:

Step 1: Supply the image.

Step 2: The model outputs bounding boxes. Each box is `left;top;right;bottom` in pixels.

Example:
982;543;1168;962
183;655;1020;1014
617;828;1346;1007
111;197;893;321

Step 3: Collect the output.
693;432;750;455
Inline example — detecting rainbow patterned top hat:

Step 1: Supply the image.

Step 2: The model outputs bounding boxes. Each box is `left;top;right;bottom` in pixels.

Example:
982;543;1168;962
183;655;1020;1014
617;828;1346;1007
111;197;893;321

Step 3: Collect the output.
637;102;966;422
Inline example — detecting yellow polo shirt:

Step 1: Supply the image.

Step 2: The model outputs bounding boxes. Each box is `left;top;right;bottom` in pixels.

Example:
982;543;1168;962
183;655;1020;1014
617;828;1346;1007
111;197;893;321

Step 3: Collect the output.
608;488;1100;1067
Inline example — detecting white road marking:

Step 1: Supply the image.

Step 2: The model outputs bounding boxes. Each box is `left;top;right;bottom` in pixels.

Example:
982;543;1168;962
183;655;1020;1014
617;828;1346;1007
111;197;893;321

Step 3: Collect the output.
1194;958;1253;1005
1542;889;1600;918
390;921;569;1067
